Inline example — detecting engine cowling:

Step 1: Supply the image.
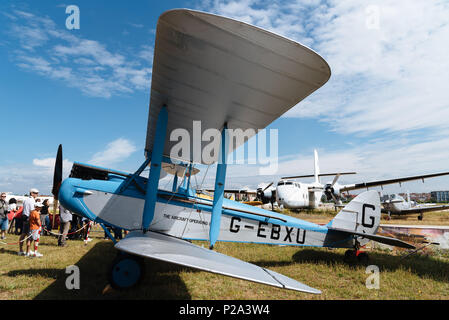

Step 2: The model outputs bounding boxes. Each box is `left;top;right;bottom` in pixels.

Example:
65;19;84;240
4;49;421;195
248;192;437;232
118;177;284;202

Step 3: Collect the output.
324;183;341;201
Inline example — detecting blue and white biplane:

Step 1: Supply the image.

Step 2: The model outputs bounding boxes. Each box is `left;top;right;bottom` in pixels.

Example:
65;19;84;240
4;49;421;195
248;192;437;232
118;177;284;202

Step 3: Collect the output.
52;9;414;294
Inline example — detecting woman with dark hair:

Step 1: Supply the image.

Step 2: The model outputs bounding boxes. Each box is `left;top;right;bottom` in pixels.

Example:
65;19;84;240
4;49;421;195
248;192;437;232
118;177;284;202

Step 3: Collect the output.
40;199;50;235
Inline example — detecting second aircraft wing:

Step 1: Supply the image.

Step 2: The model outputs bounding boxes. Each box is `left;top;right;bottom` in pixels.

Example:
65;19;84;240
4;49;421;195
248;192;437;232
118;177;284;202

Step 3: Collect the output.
115;230;321;294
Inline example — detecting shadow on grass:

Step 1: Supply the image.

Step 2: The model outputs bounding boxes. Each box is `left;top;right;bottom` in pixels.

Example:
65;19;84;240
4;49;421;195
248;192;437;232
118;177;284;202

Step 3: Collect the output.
289;248;449;283
13;241;193;300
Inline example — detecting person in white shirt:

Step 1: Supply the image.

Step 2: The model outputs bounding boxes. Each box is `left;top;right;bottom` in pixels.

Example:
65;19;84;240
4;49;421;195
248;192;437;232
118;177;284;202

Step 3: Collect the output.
58;205;72;247
18;188;39;255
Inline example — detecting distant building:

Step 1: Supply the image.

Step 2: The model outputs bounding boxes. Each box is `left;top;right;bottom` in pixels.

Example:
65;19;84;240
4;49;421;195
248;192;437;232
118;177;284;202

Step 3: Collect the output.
430;191;449;203
398;193;431;202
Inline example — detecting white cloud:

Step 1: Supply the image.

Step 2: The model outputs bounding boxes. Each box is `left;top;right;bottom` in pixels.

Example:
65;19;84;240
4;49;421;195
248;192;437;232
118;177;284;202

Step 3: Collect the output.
194;0;449;193
199;0;449;136
89;138;137;167
5;9;152;98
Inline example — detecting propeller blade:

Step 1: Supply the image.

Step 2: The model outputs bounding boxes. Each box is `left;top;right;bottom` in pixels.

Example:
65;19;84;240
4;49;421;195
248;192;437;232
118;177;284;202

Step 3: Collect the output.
51;144;63;229
331;174;340;187
52;144;63;199
331;192;338;204
263;182;273;192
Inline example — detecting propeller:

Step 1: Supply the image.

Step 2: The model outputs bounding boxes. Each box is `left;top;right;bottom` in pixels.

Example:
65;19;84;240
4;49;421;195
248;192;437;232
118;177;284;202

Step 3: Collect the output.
51;144;63;228
256;182;276;211
52;144;63;198
324;174;341;204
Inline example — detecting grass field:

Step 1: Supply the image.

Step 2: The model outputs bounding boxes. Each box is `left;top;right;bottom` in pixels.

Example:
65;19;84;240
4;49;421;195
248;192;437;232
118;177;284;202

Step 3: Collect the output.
1;212;449;300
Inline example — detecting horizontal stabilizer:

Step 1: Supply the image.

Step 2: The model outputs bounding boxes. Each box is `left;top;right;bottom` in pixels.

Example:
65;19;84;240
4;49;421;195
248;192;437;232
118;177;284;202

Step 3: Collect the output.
115;231;320;294
328;227;415;249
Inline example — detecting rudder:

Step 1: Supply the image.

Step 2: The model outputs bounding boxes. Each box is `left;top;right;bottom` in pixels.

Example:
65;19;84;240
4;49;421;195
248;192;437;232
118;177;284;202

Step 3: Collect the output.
327;190;381;236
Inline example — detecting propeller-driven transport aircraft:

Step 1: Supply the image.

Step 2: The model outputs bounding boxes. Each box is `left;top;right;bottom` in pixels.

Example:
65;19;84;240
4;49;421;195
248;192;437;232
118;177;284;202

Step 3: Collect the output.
276;150;449;210
52;9;417;294
381;192;449;220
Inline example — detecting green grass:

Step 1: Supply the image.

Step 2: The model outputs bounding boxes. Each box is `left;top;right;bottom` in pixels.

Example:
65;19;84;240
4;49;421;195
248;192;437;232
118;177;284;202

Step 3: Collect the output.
1;224;449;300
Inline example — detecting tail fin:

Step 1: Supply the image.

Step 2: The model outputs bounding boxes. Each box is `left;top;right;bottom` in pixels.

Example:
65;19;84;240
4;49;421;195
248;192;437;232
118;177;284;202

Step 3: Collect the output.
327;190;415;249
314;149;320;184
327;190;381;236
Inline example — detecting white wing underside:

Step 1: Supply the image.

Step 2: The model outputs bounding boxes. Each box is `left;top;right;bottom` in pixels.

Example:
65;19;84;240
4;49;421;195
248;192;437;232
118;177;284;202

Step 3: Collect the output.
145;9;331;164
115;231;320;294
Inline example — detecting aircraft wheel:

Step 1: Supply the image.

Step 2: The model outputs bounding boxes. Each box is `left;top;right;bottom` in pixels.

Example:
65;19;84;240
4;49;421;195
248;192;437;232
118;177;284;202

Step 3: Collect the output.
356;252;369;264
108;253;145;290
418;214;423;221
343;250;356;263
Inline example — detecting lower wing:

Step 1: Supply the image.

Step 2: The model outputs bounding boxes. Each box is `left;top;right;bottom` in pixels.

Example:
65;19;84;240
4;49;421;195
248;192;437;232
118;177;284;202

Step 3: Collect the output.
115;231;320;294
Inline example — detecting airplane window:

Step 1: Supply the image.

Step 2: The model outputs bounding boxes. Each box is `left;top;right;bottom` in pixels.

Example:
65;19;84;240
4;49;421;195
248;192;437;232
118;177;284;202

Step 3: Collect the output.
285;182;293;185
277;182;284;186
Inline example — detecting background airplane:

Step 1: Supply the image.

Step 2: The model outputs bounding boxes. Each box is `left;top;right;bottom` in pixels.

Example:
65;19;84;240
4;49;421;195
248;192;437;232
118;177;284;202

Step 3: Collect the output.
278;150;449;210
381;191;449;220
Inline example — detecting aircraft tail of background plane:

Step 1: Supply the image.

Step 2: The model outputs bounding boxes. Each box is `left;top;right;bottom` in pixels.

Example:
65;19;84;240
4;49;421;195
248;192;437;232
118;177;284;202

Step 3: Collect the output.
314;149;320;184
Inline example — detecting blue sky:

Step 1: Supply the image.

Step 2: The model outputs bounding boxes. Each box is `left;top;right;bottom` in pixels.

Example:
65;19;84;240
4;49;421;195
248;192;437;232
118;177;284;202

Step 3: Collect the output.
1;0;449;195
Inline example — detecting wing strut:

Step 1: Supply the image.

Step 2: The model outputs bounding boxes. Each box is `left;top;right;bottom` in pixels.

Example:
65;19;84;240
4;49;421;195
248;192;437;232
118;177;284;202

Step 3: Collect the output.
142;105;168;233
209;123;228;249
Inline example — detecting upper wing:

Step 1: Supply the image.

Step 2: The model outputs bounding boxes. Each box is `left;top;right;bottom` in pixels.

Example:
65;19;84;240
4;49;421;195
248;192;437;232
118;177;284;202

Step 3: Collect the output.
145;9;331;164
282;172;356;179
115;231;321;294
340;172;449;192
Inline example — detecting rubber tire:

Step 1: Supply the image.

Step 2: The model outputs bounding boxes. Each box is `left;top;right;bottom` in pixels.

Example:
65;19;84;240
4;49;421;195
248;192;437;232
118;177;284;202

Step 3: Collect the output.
357;252;369;264
108;253;145;290
343;250;356;263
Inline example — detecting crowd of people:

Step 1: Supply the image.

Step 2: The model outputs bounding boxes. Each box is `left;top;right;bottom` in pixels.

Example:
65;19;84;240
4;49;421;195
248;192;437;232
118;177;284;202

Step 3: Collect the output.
0;188;124;258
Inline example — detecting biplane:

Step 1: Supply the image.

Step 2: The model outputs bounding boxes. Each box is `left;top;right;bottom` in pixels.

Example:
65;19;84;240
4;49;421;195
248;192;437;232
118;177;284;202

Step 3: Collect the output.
52;9;415;294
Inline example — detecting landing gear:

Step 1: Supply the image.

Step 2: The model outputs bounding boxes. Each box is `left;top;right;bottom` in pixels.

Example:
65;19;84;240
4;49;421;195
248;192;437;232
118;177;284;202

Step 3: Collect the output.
108;252;145;290
343;249;370;264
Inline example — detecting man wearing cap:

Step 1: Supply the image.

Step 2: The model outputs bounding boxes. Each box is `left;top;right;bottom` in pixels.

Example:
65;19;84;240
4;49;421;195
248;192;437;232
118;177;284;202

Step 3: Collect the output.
18;188;39;255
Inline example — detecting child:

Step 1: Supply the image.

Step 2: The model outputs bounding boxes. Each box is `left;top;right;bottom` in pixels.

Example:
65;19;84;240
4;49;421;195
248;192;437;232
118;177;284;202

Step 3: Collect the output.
27;202;43;257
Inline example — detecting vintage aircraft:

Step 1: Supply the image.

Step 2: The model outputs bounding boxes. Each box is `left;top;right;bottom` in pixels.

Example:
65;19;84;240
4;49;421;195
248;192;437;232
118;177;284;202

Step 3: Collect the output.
381;192;449;220
52;9;415;294
278;150;449;210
